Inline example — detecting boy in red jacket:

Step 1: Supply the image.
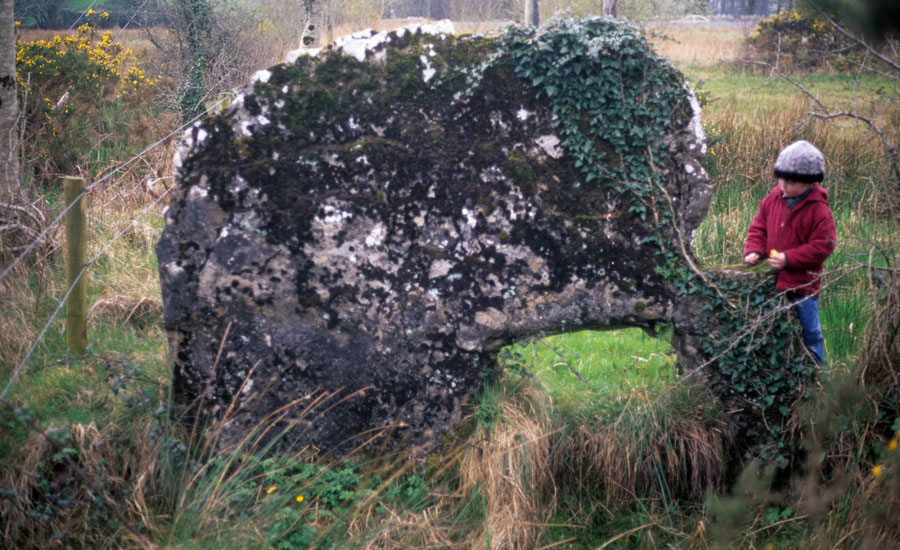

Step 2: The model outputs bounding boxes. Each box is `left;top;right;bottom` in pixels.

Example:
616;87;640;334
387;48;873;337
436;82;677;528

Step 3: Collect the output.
743;140;837;365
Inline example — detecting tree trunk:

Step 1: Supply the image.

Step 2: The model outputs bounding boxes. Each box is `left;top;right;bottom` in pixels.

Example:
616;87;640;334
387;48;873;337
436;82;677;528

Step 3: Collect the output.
0;0;19;201
603;0;617;18
524;0;539;26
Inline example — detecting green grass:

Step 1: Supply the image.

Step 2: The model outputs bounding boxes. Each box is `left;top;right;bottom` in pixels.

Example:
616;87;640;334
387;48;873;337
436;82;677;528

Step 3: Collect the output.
3;30;899;550
0;320;168;457
502;327;677;417
685;64;896;112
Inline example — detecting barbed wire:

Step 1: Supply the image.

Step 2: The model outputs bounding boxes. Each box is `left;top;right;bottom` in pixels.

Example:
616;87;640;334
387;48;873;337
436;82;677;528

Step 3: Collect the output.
2;0;209;282
109;0;153;45
0;184;176;400
67;0;102;31
0;99;222;285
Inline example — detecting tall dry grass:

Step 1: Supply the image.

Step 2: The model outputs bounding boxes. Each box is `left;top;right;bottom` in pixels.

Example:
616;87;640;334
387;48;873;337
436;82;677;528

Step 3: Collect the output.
649;22;753;67
458;381;557;550
0;140;175;377
3;15;900;550
552;383;725;509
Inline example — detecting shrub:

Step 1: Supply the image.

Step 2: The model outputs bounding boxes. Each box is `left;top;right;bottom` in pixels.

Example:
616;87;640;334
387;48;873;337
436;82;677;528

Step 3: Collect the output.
743;10;853;71
15;14;158;185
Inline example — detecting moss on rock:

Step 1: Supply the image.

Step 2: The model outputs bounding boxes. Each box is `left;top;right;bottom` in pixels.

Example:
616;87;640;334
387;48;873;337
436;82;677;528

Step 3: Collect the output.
157;18;739;456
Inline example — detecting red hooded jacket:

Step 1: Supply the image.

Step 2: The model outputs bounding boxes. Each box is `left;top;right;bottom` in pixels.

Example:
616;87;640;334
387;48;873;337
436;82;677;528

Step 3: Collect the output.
744;183;836;297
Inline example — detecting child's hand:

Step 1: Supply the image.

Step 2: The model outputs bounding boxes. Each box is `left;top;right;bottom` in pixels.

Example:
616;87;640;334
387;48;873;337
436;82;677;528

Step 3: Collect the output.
744;252;761;265
768;251;787;270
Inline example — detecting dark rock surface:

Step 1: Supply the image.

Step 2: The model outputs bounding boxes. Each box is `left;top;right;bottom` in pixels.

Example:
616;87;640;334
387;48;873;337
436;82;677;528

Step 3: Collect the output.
157;18;714;455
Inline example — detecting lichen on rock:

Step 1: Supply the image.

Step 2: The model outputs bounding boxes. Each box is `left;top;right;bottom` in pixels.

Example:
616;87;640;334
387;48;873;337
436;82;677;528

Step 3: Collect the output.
158;16;719;455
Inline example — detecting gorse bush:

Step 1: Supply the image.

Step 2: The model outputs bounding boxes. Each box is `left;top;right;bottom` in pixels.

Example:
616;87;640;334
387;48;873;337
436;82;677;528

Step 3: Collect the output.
743;10;853;71
16;14;158;185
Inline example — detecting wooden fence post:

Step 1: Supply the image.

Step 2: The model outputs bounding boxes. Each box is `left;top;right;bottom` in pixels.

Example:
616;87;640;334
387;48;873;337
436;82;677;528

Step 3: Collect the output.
64;176;87;355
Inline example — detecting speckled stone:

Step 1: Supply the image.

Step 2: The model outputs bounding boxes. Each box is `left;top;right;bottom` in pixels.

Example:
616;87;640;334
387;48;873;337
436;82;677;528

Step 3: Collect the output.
157;22;713;455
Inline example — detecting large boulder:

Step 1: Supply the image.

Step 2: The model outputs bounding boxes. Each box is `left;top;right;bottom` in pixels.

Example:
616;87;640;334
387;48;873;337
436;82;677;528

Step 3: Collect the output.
157;17;715;455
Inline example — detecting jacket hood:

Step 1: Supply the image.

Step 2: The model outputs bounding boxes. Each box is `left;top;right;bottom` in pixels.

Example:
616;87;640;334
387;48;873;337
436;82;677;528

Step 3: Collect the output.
769;183;829;205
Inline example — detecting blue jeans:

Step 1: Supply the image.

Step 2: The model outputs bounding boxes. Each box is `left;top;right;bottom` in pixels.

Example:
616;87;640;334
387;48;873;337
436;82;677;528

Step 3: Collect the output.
789;293;826;365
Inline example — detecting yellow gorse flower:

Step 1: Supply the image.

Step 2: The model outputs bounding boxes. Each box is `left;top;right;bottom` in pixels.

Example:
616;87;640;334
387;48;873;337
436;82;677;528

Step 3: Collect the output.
873;464;884;477
889;439;897;452
296;495;305;503
266;485;277;494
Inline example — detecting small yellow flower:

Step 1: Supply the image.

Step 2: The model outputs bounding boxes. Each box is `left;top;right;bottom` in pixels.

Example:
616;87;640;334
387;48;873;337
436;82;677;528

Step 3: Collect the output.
770;249;778;256
889;439;897;452
296;495;305;503
873;464;884;477
266;485;277;494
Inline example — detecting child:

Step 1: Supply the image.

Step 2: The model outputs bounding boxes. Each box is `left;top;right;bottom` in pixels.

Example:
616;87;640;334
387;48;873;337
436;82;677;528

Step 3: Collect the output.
743;140;837;365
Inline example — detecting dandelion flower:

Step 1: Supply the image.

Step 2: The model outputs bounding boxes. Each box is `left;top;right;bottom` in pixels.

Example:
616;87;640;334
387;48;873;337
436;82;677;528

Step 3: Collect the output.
266;485;277;494
296;495;305;503
889;439;897;452
873;464;883;477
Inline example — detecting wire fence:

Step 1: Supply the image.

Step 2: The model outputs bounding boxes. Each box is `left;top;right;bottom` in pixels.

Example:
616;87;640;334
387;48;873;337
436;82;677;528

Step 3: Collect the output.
0;90;230;400
2;0;256;403
0;101;222;285
0;183;176;400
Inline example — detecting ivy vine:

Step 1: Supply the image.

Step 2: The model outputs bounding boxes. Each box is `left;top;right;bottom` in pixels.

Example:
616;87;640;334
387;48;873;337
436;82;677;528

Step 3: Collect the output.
443;15;815;460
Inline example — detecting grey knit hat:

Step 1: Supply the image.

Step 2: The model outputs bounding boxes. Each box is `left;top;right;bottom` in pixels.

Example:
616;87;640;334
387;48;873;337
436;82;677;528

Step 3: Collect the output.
773;140;825;183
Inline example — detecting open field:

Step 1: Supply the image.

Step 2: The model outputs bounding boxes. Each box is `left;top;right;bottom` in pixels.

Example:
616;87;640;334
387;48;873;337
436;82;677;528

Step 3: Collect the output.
3;17;900;550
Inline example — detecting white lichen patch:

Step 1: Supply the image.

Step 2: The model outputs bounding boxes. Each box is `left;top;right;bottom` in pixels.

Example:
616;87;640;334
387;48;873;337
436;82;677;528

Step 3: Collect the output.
428;259;454;279
365;223;385;247
420;54;436;83
535;135;563;159
320;205;353;224
188;186;209;200
685;84;707;155
461;207;477;228
251;70;271;84
334;29;390;62
419;19;455;36
165;261;184;277
284;47;321;64
323;153;346;168
516;108;532;121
